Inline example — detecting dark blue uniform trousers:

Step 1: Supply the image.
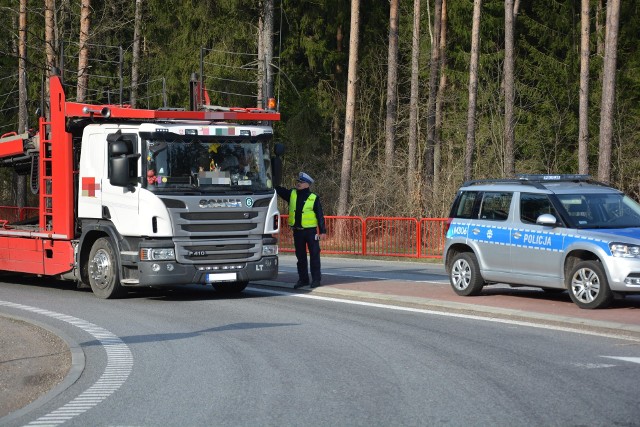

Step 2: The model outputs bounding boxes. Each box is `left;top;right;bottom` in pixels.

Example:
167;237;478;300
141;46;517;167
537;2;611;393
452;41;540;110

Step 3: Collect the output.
293;228;321;283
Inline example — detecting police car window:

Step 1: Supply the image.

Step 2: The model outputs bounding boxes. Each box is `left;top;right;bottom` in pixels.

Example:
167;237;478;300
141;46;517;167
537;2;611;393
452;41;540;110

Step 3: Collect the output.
520;193;558;224
453;191;479;219
558;193;640;228
479;192;512;221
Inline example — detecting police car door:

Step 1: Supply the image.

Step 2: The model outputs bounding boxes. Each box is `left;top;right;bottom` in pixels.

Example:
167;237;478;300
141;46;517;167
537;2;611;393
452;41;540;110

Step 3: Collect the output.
510;192;564;287
471;191;514;281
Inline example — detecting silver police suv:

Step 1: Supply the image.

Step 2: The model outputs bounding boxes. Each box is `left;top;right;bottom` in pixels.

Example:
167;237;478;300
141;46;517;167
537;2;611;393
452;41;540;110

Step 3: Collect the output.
444;174;640;309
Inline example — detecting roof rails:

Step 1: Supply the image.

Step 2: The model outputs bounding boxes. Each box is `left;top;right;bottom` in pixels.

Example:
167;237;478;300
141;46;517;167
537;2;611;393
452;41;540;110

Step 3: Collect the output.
462;174;611;190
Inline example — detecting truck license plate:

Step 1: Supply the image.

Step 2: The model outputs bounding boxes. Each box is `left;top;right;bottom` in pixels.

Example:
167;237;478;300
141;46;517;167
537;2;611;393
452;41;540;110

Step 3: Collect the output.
206;272;237;282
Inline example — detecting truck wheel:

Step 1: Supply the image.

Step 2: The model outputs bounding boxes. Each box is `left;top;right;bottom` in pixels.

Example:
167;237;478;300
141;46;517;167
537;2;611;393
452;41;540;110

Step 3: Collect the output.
88;237;124;299
449;252;485;296
213;281;248;294
568;261;613;309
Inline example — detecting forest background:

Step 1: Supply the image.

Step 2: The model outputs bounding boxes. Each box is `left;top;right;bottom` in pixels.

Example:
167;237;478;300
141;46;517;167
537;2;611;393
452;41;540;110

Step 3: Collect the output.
0;0;638;219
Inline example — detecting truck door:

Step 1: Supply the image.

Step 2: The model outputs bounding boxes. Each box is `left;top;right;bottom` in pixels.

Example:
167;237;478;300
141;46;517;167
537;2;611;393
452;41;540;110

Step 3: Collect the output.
101;132;141;236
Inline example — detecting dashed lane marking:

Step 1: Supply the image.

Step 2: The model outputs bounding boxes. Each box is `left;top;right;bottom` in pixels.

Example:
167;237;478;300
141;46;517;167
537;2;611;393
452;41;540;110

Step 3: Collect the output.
0;301;133;427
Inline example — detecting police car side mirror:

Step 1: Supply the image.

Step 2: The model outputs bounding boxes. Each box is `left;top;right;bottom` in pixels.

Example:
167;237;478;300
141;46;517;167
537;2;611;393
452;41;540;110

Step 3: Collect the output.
536;214;558;227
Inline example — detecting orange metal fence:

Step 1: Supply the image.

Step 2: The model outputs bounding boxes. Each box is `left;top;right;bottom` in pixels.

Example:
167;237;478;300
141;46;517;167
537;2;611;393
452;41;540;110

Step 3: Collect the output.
280;215;448;259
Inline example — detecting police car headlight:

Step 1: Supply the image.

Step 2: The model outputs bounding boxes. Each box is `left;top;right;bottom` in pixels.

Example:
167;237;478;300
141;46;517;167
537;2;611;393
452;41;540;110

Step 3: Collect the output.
609;243;640;258
140;248;175;261
262;245;278;256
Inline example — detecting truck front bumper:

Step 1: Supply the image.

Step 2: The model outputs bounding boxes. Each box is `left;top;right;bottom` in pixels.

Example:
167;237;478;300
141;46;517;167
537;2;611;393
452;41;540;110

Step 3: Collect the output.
135;256;278;287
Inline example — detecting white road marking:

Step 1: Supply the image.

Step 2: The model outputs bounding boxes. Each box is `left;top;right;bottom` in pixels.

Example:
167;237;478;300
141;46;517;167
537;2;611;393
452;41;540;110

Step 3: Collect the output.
602;356;640;365
247;287;640;342
0;301;132;426
278;267;449;283
571;363;617;369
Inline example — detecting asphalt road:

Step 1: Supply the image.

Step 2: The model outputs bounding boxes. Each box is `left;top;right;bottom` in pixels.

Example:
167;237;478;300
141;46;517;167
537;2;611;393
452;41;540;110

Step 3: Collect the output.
1;256;640;426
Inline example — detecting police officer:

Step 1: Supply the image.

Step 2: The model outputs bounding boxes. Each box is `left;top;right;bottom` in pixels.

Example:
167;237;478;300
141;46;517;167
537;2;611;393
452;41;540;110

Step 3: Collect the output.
276;172;327;288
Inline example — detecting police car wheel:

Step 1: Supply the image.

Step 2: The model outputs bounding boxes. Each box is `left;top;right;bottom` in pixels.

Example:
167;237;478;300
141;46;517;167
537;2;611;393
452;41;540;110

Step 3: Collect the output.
449;252;484;296
567;261;613;309
213;281;248;294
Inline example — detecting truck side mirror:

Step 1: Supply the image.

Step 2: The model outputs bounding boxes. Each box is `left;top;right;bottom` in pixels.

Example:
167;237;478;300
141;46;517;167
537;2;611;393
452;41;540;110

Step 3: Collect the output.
108;135;140;188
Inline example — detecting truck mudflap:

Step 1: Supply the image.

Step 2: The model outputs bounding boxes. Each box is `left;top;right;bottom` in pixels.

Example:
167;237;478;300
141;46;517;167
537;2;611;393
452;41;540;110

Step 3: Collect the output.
134;256;278;287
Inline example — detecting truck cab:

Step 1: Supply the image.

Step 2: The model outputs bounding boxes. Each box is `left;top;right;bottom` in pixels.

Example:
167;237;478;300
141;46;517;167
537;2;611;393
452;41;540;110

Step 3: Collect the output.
0;74;283;298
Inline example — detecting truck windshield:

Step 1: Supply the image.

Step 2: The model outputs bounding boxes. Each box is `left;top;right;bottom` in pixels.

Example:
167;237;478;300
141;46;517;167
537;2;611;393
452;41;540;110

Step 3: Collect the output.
143;138;273;193
557;193;640;229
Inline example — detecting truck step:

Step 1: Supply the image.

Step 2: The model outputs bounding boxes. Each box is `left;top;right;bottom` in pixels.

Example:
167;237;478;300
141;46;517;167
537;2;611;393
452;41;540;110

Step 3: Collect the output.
120;279;140;285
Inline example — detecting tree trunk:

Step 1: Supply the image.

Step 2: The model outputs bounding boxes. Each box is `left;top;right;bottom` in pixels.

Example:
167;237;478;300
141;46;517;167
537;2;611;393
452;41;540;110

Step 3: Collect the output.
263;0;274;101
16;0;28;209
332;24;344;155
424;0;442;190
596;0;604;57
384;0;399;170
465;0;482;182
434;0;447;193
257;11;264;108
578;0;590;175
131;0;143;108
337;0;360;217
407;0;421;197
45;0;56;72
503;0;515;177
77;0;91;102
597;0;620;183
44;0;56;120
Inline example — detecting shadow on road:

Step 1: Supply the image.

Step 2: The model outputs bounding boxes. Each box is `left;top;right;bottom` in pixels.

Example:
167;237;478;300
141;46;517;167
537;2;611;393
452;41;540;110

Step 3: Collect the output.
80;321;300;347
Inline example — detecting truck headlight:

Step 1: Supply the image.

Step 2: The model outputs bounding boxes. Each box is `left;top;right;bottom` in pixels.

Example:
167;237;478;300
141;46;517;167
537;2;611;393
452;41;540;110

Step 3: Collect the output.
262;245;278;256
609;242;640;258
140;248;175;261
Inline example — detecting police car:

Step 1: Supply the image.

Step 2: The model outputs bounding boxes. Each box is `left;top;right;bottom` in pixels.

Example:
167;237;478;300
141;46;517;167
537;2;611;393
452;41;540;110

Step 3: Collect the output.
443;174;640;309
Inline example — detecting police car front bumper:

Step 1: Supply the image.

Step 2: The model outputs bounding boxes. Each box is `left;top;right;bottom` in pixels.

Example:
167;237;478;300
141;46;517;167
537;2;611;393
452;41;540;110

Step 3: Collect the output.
603;256;640;292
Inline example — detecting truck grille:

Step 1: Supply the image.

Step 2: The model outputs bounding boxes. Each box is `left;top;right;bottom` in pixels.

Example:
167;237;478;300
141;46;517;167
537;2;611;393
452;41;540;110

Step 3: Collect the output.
175;239;259;263
160;195;273;265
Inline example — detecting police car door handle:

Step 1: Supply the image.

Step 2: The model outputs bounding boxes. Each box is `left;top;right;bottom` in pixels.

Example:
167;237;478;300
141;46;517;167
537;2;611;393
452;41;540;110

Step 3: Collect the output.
471;228;481;235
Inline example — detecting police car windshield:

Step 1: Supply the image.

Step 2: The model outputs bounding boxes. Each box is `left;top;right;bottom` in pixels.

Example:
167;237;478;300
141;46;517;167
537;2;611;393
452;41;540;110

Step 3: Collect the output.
143;138;273;193
557;193;640;229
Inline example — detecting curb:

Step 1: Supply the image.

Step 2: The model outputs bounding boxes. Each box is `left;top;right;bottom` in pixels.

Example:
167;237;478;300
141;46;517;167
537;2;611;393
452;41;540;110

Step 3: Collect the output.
0;313;85;425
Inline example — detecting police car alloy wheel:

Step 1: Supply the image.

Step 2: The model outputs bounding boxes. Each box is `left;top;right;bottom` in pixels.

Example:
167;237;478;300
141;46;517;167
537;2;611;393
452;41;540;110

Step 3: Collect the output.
449;252;485;296
568;261;613;309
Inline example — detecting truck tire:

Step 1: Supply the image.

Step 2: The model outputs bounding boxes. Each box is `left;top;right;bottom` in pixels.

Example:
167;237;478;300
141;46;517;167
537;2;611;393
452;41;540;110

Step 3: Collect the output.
449;252;485;296
88;237;125;299
213;281;248;294
567;260;613;309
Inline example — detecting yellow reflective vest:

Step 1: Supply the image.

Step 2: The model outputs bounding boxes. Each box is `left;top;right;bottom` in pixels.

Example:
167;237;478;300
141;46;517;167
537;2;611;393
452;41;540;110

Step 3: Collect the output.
288;190;318;228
